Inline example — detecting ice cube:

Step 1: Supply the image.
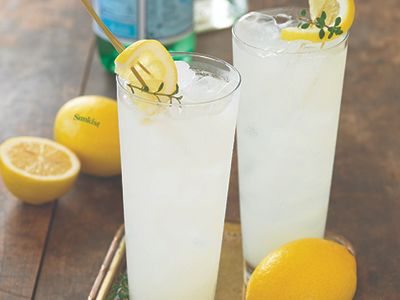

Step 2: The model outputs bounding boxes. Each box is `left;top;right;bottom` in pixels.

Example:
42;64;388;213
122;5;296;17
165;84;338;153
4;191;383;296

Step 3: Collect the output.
234;12;280;50
234;10;309;55
273;13;298;29
175;61;196;90
182;74;232;102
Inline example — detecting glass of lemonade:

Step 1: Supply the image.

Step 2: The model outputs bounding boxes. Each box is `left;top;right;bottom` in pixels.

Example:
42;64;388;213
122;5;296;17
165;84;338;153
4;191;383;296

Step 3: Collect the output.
232;8;349;278
117;52;241;299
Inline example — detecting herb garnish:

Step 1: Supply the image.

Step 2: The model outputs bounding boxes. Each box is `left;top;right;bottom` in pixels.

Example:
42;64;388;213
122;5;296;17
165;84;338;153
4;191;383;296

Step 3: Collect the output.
128;64;182;105
297;9;343;39
127;82;182;105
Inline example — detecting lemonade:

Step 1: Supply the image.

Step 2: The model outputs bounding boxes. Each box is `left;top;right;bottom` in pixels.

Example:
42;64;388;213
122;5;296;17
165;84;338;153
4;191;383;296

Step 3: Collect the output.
233;7;350;277
117;52;240;299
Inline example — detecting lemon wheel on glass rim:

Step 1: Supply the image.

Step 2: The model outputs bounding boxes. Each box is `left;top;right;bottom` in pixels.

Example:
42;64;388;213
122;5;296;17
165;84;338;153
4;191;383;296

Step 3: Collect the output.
281;0;355;42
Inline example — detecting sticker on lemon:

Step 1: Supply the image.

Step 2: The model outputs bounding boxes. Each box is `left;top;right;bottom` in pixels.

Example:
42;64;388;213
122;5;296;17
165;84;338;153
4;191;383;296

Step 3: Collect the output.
246;238;357;300
0;137;80;205
114;40;179;114
54;95;121;177
281;0;355;42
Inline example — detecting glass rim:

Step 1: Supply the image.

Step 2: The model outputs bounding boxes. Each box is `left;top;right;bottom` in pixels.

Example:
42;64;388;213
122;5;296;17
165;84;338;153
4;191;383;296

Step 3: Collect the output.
232;8;350;55
116;51;241;107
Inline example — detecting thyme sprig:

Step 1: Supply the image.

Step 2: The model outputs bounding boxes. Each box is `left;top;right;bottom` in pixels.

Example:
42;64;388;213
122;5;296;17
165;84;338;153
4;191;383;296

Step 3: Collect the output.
297;9;343;39
128;82;182;105
128;65;182;105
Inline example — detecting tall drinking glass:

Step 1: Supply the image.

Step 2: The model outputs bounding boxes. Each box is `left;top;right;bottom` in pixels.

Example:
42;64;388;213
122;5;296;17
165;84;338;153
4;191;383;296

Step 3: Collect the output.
232;8;349;279
117;52;241;300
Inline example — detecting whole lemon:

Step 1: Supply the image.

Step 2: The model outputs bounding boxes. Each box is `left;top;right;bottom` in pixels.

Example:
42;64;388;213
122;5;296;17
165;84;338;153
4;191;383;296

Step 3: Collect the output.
54;96;120;177
246;238;357;300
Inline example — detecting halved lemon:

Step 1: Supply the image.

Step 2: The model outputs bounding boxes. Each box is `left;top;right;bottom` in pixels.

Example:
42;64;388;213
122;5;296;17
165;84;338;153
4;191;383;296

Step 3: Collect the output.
114;39;177;102
0;136;80;205
281;0;355;42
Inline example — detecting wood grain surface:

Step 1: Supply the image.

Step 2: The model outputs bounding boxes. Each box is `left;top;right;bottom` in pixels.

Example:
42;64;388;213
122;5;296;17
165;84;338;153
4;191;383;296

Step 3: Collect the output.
327;0;400;298
0;0;92;299
0;0;399;299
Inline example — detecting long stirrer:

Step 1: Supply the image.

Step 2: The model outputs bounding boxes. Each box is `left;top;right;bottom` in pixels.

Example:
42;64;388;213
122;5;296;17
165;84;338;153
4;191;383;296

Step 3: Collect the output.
79;0;165;98
80;0;125;53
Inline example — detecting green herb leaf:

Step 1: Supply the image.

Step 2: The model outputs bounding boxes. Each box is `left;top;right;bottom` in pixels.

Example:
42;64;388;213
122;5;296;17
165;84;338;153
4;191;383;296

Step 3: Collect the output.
315;17;325;28
301;23;310;29
319;29;325;39
295;9;344;41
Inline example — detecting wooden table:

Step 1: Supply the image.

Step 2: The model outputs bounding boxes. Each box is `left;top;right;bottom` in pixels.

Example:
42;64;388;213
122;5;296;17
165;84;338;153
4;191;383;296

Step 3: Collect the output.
0;0;399;299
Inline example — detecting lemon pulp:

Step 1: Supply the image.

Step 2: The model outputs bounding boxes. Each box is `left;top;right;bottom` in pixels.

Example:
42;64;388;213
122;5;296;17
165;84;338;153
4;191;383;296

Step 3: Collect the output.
0;137;80;204
114;39;178;102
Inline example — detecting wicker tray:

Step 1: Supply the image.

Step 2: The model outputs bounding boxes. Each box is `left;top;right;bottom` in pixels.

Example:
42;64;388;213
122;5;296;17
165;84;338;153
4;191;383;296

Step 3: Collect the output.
88;223;245;300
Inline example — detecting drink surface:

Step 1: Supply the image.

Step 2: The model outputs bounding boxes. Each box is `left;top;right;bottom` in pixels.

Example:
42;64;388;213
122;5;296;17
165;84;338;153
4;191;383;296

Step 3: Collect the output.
93;0;196;71
233;8;348;271
118;60;240;299
233;7;347;54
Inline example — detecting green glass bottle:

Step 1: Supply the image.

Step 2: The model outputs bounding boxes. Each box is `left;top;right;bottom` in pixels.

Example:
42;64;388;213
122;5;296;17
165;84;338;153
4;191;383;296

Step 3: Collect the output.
93;0;196;73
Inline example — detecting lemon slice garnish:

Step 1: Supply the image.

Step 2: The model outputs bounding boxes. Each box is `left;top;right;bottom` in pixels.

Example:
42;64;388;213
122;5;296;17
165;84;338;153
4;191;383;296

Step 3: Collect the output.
0;136;80;204
114;40;178;102
281;0;355;42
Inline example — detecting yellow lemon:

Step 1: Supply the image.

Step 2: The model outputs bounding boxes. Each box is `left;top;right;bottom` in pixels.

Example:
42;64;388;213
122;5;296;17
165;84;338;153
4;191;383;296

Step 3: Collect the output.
246;238;357;300
54;95;121;177
114;39;178;103
281;0;355;42
0;136;80;205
